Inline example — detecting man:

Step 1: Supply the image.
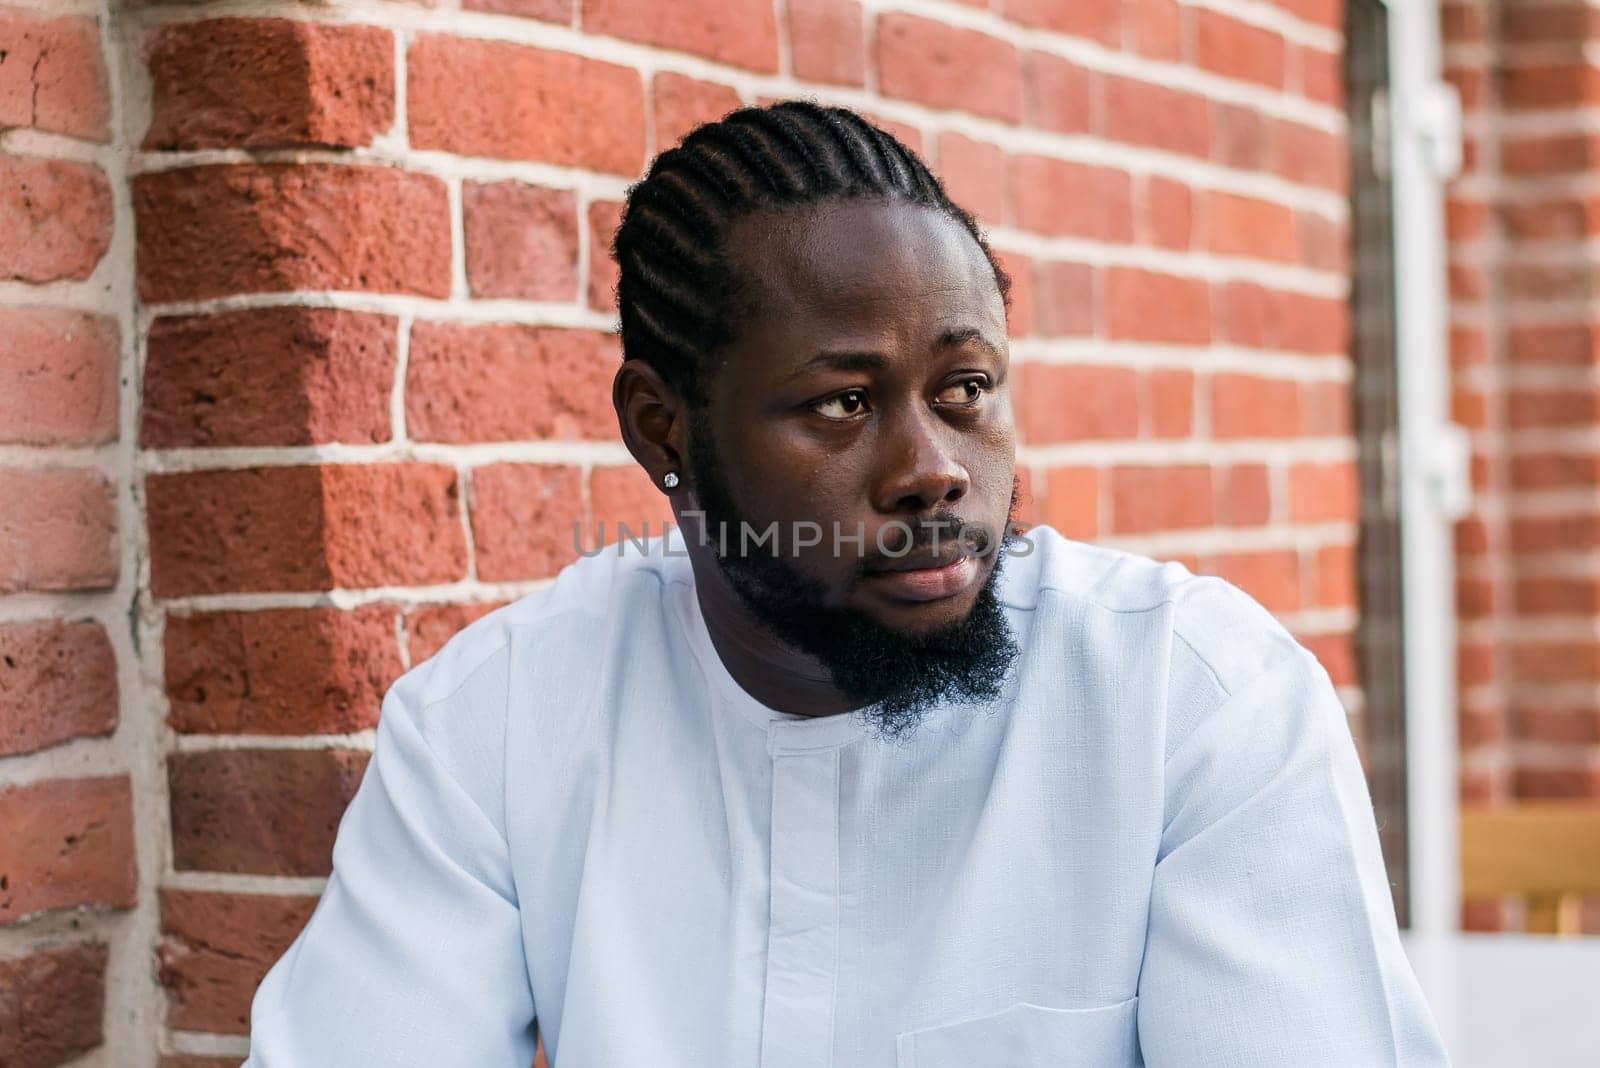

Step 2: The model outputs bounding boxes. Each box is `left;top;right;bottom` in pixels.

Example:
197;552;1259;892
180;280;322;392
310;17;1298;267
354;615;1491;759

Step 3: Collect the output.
246;102;1450;1066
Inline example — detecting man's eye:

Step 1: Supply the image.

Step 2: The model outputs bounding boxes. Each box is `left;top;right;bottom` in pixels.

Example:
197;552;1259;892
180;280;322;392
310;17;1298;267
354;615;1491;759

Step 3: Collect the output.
814;390;869;420
936;377;989;406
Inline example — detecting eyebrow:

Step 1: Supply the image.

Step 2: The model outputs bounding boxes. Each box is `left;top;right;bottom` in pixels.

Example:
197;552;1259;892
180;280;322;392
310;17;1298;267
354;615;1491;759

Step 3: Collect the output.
783;328;1003;384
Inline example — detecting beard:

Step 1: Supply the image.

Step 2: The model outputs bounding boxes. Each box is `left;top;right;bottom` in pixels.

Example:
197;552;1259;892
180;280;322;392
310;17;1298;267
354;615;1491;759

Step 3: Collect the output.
682;417;1022;741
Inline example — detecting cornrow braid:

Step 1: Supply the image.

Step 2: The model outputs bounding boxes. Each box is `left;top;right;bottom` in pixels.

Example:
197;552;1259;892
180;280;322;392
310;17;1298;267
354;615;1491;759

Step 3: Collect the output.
611;100;1012;410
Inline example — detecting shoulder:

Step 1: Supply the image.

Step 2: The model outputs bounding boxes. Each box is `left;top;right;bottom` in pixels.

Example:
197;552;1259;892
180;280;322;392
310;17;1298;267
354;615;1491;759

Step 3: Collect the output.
1007;524;1317;755
377;533;685;815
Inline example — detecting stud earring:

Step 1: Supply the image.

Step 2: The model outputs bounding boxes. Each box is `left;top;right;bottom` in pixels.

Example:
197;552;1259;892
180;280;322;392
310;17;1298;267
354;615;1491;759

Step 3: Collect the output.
662;472;680;489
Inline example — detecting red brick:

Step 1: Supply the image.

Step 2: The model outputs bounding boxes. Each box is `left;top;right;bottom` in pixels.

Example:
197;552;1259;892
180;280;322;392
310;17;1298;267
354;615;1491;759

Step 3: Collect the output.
1513;762;1600;800
591;464;673;534
1441;1;1484;43
0;620;117;758
463;0;570;19
169;749;369;875
1513;452;1600;490
1204;191;1298;262
1043;466;1098;539
1285;293;1347;356
1300;629;1355;688
1216;282;1346;354
995;250;1035;338
1502;3;1600;43
406;322;617;443
1109;464;1214;534
0;776;135;923
1197;10;1285;88
0;156;111;282
1002;0;1121;44
145;464;467;597
141;309;396;448
0;10;108;140
1499;196;1600;241
1102;75;1209;157
134;164;450;302
1017;364;1138;443
1313;542;1356;609
584;0;778;71
1139;176;1193;250
1506;261;1588;302
1106;268;1209;344
1297;211;1348;273
0;308;117;446
1457;576;1495;619
1509;323;1600;365
1301;379;1351;435
1509;388;1600;429
1459;642;1499;687
935;132;1005;227
1288;460;1358;522
1459;707;1505;749
159;890;319;1034
0;467;116;592
1516;577;1600;616
463;182;578;301
1212;548;1300;612
876;14;1022;122
1295;44;1341;107
0;941;107;1066
1503;133;1600;176
1503;62;1600;111
1023;51;1092;135
470;464;585;581
1133;0;1181;60
1273;119;1346;190
144;19;393;150
1282;0;1341;28
404;602;508;665
652;73;741;152
1511;515;1600;554
1010;156;1132;240
1211;372;1301;438
1515;706;1600;745
859;110;924;155
409;35;644;173
788;0;865;86
1035;261;1095;337
165;606;403;735
1144;368;1193;437
1211;101;1272;171
1217;463;1270;525
587;199;624;314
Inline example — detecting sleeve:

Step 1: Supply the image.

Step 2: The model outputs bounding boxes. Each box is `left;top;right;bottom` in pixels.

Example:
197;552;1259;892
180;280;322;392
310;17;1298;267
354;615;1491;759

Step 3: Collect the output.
245;649;538;1067
1135;645;1451;1067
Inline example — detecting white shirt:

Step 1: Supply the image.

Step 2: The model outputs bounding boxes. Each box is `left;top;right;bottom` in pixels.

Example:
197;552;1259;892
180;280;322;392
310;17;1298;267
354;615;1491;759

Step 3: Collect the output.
246;523;1449;1066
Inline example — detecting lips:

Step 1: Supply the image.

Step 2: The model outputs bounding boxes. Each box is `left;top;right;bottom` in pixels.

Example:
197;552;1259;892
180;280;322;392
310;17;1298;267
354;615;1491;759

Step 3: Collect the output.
862;553;981;602
866;549;971;574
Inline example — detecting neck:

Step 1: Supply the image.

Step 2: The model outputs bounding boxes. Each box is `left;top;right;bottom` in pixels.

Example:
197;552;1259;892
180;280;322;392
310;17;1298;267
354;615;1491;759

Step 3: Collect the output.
685;540;866;718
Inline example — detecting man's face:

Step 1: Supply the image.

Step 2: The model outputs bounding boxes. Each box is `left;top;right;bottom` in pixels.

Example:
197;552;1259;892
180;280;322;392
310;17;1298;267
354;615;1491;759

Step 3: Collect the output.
678;197;1021;736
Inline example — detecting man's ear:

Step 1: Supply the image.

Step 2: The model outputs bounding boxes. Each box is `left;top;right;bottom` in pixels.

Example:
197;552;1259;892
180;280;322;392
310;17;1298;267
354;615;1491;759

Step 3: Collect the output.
613;359;690;494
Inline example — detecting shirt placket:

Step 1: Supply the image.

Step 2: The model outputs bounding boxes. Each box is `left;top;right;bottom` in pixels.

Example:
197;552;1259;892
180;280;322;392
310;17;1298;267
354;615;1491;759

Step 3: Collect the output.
759;727;842;1068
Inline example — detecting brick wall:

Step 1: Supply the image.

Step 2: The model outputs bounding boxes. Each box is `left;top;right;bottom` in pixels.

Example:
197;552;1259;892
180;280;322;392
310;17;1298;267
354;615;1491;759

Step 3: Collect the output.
1443;0;1600;933
0;0;1352;1063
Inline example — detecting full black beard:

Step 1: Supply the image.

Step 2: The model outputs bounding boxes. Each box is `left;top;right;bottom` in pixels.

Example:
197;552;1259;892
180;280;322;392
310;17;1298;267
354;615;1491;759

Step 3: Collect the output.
683;418;1021;741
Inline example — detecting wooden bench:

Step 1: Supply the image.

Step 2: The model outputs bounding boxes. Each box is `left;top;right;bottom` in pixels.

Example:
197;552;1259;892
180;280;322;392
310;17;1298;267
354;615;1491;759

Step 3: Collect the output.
1460;803;1600;935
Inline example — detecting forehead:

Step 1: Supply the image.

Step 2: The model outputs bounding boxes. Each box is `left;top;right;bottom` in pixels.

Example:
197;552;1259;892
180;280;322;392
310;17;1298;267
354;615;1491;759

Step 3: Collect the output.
718;199;1004;349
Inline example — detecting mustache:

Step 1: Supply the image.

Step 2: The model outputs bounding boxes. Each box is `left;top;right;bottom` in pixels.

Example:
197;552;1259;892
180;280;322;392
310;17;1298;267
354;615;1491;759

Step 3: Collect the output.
856;513;1004;574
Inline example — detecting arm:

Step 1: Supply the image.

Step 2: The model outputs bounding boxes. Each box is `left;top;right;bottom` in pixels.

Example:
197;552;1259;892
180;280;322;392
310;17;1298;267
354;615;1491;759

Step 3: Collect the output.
1136;646;1450;1066
246;644;537;1066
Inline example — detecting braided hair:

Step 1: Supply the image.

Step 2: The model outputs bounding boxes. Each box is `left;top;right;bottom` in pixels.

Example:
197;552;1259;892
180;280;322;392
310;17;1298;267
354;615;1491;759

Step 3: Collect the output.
611;100;1012;410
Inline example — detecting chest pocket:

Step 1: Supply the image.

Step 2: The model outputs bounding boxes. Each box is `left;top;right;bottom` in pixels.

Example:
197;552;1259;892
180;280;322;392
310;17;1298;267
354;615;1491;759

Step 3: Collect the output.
895;996;1140;1068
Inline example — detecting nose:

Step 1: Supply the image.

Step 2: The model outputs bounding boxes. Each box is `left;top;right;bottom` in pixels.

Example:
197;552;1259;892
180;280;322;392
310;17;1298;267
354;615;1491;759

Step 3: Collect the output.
871;410;970;515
